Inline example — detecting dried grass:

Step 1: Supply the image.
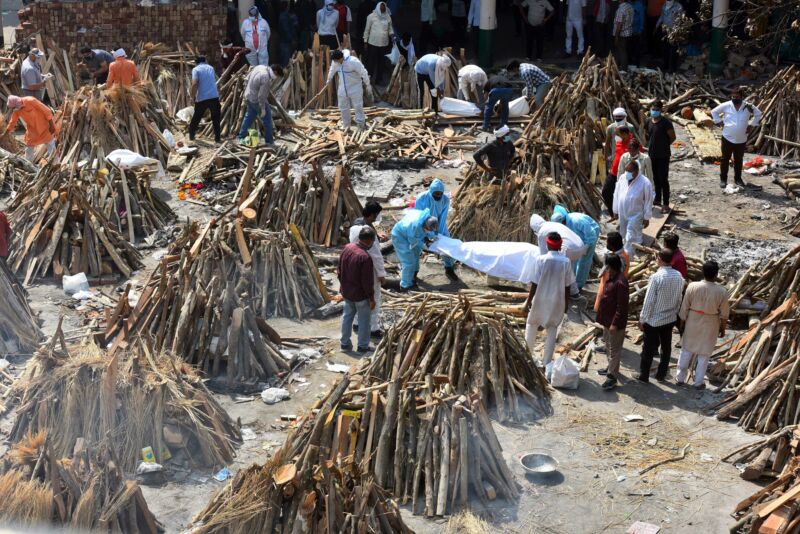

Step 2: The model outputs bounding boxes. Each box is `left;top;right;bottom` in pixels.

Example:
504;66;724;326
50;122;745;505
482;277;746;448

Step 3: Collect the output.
445;511;493;534
0;470;54;526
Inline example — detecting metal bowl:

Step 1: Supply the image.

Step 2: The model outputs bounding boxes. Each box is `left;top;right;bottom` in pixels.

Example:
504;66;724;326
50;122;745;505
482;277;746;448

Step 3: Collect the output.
520;452;559;474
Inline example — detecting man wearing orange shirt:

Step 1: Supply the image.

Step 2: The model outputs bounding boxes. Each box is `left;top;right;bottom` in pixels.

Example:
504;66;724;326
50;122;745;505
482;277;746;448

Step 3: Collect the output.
106;49;140;88
5;95;57;162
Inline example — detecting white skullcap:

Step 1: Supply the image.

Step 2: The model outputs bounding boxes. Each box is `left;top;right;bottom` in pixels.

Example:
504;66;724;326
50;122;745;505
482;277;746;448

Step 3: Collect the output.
612;107;626;117
113;48;127;58
494;125;510;137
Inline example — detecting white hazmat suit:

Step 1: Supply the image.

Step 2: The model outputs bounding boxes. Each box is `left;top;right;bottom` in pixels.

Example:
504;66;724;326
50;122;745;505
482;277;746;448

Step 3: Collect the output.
326;51;371;128
613;172;654;259
241;14;271;66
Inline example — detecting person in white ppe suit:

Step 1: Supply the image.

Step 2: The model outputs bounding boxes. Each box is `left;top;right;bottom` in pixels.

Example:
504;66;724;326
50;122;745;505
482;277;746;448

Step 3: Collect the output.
613;159;654;259
349;201;387;337
530;212;585;295
241;6;271;66
457;64;487;108
525;232;576;369
327;49;372;129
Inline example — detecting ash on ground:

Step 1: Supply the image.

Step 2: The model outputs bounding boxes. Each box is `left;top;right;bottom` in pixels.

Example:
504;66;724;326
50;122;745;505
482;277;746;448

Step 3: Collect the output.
708;238;792;280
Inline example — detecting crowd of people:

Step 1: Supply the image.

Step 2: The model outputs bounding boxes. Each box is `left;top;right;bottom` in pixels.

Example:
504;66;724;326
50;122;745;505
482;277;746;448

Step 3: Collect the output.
336;85;760;394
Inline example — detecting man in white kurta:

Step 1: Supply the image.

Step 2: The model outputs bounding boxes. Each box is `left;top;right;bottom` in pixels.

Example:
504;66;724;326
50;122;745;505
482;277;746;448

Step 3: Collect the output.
530;213;584;295
525;232;576;368
613;159;654;259
677;260;729;389
349;201;386;336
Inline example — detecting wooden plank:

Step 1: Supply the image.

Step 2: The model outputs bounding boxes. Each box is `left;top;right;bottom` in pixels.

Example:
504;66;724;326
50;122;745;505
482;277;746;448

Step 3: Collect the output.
685;123;722;162
756;482;800;519
642;206;672;243
234;217;252;266
119;169;136;243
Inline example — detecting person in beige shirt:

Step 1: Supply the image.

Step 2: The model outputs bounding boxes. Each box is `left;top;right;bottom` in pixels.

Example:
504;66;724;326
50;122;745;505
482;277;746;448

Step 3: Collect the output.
618;139;653;183
677;260;729;389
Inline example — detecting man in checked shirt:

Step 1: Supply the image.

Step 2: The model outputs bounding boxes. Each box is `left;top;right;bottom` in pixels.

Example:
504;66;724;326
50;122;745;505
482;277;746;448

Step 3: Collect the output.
506;61;552;108
637;248;684;383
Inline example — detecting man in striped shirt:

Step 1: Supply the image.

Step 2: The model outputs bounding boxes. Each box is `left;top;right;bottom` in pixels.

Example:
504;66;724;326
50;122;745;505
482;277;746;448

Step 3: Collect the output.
638;248;684;382
612;0;634;70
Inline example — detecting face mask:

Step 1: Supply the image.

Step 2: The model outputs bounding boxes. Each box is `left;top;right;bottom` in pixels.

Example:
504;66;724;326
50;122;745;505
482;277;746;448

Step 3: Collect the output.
326;5;334;9
650;110;661;118
614;118;625;125
504;135;512;142
625;171;634;182
732;98;742;105
614;135;622;143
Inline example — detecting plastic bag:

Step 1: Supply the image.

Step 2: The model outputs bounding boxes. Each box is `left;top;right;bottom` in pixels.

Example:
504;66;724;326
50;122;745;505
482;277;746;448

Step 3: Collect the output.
106;149;166;179
546;356;580;389
63;272;90;296
508;96;530;117
439;97;480;117
176;106;194;123
261;387;291;404
385;44;400;65
162;129;176;149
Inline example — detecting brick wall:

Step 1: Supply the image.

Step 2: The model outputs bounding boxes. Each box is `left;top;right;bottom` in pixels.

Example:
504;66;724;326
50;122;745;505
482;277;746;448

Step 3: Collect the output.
16;0;227;59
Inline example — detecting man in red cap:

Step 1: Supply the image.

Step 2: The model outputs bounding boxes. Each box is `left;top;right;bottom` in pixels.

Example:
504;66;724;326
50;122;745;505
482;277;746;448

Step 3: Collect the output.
524;231;576;371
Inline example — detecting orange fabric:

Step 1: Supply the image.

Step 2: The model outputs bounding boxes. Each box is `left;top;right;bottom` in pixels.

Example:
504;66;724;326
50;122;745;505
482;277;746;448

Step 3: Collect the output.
7;96;56;147
107;58;140;87
594;250;630;312
647;0;665;17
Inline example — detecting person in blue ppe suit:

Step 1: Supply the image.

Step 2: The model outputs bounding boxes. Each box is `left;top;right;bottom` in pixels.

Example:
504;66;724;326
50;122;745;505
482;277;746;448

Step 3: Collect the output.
551;204;600;290
390;208;439;291
414;178;459;280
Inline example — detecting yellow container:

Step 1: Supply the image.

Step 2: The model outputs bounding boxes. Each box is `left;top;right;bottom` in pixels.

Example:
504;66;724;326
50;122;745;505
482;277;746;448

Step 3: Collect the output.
141;446;156;463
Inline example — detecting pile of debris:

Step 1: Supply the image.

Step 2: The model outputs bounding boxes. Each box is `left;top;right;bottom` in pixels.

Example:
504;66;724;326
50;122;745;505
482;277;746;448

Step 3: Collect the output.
244;161;362;246
6;163;156;284
0;436;161;533
56;84;174;165
104;219;326;381
0;257;42;357
622;70;725;115
711;294;800;433
0;151;36;196
749;65;800;159
10;334;241;471
192;375;411;533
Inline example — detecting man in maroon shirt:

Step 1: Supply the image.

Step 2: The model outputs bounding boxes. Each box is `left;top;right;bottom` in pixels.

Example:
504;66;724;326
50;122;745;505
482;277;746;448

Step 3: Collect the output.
664;232;687;278
0;210;12;261
338;226;376;352
596;254;629;390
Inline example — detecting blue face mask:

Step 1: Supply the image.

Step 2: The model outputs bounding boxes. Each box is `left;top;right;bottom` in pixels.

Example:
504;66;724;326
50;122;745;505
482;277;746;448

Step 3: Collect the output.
650;110;661;118
625;171;634;182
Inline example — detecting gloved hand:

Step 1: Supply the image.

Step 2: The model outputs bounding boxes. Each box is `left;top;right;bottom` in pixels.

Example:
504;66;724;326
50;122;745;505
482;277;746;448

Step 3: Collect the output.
430;88;438;98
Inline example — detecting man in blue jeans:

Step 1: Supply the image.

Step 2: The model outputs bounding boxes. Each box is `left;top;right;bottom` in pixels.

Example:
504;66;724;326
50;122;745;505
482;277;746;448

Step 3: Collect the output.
237;64;284;145
338;226;377;352
482;73;514;131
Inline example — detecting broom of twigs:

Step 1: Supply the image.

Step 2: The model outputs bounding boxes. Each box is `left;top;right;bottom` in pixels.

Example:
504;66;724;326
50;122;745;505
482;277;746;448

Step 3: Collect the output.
0;434;162;533
9;329;242;472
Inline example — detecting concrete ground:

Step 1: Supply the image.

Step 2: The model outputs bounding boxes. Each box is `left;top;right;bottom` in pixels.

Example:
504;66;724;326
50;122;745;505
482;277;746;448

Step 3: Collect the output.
2;112;794;533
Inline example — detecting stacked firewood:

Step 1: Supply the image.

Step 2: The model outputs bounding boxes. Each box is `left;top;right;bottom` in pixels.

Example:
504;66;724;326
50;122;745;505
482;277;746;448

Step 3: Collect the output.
531;53;644;138
9;330;241;471
730;450;800;533
104;219;327;381
724;425;800;482
56;83;174;165
194;297;547;529
0;435;161;533
0;259;42;357
8;165;141;285
749;65;800;159
0;154;35;196
449;130;603;242
0;35;77;106
276;46;338;111
621;70;724;114
192;375;412;533
384;289;529;318
727;244;800;319
383;49;464;109
243;161;362;246
137;42;199;118
711;295;800;434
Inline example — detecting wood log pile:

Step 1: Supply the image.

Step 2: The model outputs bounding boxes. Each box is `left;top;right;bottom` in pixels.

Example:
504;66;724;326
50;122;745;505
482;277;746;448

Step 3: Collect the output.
242;161;362;246
276;46;338;111
0;259;42;356
9;332;241;472
192;375;411;534
7;164;148;284
56;83;174;166
710;295;800;434
727;244;800;319
383;50;464;109
729;447;800;533
530;53;644;139
622;70;724;114
103;218;327;382
137;42;199;119
0;35;76;107
749;65;800;159
0;435;161;533
724;425;800;482
384;289;529;318
0;154;35;196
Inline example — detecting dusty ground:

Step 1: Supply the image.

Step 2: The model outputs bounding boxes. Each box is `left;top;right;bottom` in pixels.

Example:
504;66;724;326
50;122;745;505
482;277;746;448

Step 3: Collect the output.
2;115;795;533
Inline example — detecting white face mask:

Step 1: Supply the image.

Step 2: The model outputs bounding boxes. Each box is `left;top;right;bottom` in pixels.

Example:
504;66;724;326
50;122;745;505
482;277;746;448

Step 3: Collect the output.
614;118;625;125
250;14;257;19
614;135;622;142
625;171;634;181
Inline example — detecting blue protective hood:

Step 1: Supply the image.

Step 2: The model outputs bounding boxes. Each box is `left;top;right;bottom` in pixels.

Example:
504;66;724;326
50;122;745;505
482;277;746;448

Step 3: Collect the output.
429;178;445;194
551;205;568;223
